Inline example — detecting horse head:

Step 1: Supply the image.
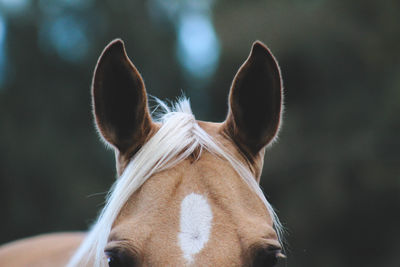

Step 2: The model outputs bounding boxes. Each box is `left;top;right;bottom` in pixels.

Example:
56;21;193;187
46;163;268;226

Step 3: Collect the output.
69;39;284;267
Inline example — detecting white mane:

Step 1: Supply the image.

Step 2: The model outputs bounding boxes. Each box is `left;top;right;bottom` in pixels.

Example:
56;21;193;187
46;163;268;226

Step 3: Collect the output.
68;98;283;266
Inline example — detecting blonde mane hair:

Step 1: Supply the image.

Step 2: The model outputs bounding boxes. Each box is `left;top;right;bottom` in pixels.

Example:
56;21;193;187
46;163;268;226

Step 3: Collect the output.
68;98;283;267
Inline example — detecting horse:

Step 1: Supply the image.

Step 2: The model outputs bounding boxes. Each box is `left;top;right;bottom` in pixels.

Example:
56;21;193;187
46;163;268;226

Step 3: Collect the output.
0;39;285;266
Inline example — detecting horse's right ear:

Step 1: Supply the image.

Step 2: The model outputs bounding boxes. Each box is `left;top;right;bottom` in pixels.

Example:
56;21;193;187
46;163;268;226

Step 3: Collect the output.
92;39;154;155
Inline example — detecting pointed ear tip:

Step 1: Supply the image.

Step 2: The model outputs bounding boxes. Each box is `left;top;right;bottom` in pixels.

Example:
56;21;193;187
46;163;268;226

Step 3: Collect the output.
252;40;267;49
249;41;281;69
101;38;126;57
250;40;272;56
109;38;125;47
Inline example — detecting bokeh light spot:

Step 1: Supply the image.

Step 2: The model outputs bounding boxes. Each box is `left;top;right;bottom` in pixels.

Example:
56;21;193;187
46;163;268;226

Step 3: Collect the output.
40;15;89;63
177;13;220;80
0;0;30;14
0;15;7;89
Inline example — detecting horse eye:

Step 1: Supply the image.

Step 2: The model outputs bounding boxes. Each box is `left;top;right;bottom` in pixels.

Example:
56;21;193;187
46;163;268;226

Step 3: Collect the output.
106;254;119;267
105;249;137;267
251;246;283;267
106;251;124;267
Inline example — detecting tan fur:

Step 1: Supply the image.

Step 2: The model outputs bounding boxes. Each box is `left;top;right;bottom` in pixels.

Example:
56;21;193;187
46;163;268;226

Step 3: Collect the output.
107;121;280;266
0;233;85;267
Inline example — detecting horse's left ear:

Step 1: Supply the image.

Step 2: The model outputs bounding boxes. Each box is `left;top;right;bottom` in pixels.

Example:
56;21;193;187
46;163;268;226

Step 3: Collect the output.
223;41;283;157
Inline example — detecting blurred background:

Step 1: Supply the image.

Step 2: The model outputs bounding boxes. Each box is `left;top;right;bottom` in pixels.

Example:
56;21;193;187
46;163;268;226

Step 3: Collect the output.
0;0;399;266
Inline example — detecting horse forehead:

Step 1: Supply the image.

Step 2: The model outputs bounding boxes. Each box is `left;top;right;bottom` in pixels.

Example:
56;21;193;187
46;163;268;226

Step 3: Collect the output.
111;155;272;248
109;122;274;264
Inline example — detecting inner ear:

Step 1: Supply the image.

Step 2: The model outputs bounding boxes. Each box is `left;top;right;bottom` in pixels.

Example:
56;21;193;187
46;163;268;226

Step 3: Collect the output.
92;39;154;155
223;41;283;157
